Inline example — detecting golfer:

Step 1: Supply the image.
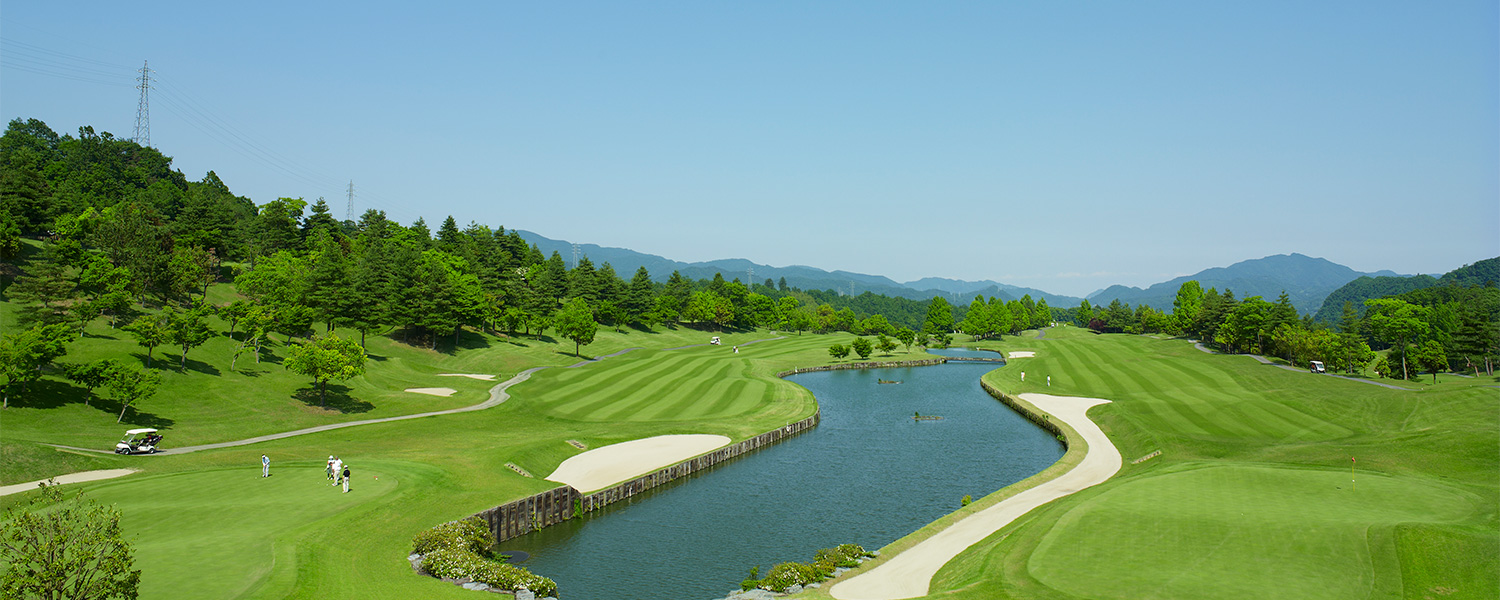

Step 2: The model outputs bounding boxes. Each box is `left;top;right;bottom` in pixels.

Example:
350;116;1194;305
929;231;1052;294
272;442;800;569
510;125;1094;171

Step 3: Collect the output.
341;464;351;493
261;454;270;477
331;457;344;486
326;456;336;482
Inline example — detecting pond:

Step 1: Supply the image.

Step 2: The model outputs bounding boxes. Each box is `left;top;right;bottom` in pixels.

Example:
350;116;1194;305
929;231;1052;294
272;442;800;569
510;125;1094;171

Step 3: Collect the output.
501;358;1063;600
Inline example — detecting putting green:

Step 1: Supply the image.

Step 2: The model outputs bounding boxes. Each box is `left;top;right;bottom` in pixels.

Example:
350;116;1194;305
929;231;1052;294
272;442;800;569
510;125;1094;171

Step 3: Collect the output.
83;464;397;599
1027;464;1481;600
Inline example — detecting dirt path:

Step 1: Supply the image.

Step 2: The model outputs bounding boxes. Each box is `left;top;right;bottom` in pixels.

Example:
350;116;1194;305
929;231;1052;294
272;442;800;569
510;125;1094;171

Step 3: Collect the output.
830;393;1121;600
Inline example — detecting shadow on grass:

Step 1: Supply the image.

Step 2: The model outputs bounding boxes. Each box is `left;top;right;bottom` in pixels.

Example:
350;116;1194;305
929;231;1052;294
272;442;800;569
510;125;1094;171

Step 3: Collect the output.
177;357;222;376
98;398;176;429
294;385;374;414
5;378;78;409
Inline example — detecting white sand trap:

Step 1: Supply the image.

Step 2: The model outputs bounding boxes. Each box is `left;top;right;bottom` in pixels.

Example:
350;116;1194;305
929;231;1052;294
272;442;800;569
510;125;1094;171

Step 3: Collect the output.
1007;350;1036;358
831;393;1120;600
405;387;458;397
437;373;496;380
0;469;140;497
547;434;731;493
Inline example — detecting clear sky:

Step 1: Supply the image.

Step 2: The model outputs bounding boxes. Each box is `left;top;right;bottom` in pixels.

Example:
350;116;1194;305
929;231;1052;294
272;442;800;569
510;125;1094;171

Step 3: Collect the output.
3;2;1495;297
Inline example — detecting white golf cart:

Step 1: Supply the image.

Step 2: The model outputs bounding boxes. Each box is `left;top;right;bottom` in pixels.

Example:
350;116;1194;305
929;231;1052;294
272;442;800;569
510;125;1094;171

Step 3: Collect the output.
710;336;721;345
1309;360;1327;374
115;428;162;454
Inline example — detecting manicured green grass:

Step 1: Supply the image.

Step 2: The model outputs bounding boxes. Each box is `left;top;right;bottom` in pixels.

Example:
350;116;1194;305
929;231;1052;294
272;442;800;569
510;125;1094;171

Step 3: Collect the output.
2;323;913;599
919;327;1499;600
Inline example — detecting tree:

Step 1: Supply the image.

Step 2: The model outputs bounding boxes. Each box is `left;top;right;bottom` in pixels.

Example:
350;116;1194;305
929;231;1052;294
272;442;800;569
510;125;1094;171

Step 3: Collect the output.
0;323;73;409
1172;280;1203;331
0;485;141;600
164;307;213;369
8;246;75;325
923;297;954;335
283;333;367;407
1365;298;1428;380
554;298;598;357
894;327;915;353
828;343;850;360
121;315;168;368
104;365;161;423
851;337;873;360
61;359;117;407
1076;299;1094;328
875;333;897;356
1412;340;1448;383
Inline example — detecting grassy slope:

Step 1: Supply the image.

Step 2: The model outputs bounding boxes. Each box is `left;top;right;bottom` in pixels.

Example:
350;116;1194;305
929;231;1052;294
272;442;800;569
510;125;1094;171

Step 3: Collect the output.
918;326;1498;600
2;286;922;599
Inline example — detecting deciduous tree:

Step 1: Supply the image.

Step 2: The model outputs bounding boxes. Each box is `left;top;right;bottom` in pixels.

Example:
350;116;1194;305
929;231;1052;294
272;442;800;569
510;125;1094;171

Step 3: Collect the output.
0;485;141;600
554;298;598;357
284;333;367;407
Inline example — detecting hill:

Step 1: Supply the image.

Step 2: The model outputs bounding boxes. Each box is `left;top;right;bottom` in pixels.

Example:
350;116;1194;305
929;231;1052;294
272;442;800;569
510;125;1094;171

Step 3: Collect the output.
1312;256;1500;322
516;230;1083;305
1087;253;1401;315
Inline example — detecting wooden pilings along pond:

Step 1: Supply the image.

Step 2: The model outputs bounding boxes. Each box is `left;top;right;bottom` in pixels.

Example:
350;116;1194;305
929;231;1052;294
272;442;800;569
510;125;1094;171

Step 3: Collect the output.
477;410;821;543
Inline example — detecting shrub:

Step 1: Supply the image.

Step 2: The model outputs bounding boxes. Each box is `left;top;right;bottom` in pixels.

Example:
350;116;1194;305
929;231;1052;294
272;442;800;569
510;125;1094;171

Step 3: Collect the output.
420;549;557;596
413;518;556;597
760;561;821;592
741;566;760;591
411;517;491;555
961;494;972;507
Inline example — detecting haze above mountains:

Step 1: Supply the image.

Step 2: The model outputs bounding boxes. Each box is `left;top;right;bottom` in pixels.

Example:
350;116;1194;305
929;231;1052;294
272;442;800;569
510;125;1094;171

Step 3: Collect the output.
514;230;1481;316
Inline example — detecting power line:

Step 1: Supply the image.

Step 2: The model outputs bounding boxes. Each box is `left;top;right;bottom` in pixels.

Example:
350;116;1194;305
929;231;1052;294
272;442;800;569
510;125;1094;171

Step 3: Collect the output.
133;60;153;147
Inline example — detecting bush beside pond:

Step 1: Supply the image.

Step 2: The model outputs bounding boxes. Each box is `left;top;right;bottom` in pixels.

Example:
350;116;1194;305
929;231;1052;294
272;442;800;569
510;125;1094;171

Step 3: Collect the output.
747;543;875;593
411;517;558;597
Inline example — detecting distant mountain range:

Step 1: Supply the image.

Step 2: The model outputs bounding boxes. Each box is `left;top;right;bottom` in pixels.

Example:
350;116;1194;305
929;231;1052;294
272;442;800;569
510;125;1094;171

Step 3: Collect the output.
517;230;1482;318
1086;254;1403;315
515;230;1082;305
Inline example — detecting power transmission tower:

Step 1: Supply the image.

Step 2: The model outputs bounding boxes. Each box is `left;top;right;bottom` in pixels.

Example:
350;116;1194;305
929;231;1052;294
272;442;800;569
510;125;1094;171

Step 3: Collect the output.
748;266;754;283
345;181;356;221
133;60;153;147
571;243;581;269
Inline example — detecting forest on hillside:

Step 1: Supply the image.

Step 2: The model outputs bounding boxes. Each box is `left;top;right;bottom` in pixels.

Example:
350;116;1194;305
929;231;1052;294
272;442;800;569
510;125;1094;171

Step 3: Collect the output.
1;117;1494;403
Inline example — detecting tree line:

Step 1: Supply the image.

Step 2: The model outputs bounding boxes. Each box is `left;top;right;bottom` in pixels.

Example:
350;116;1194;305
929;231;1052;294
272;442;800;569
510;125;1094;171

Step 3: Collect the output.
1058;278;1499;380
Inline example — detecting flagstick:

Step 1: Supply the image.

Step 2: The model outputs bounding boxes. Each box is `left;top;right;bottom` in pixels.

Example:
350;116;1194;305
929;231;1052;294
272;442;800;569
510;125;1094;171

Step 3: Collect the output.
1351;457;1356;491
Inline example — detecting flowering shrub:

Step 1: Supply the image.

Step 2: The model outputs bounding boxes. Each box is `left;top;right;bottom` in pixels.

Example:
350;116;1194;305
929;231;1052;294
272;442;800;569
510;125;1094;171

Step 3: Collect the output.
760;562;821;592
412;518;557;597
755;543;874;592
411;517;491;555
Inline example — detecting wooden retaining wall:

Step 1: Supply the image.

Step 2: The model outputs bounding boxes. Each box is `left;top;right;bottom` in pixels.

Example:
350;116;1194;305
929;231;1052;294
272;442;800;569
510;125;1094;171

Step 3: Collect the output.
476;410;821;543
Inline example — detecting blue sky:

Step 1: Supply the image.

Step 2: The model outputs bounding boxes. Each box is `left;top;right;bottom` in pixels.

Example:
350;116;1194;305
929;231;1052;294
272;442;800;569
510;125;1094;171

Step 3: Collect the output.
3;2;1495;297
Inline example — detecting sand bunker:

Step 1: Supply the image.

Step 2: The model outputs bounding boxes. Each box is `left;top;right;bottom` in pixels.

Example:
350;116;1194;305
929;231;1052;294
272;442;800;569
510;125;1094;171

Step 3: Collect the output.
546;434;731;493
831;393;1120;600
1007;351;1036;358
405;387;458;397
0;469;140;497
437;373;496;380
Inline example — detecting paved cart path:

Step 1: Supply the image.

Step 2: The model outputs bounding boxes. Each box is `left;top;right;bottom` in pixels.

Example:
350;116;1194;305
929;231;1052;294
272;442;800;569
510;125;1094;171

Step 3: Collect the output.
0;469;140;497
831;393;1121;600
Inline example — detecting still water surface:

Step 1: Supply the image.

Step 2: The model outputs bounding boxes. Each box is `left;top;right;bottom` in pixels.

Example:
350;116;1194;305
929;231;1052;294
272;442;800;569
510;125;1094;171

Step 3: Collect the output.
502;357;1062;599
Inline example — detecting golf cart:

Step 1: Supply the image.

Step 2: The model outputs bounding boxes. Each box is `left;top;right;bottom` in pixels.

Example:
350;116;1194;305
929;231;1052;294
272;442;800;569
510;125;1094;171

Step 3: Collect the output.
710;336;721;345
115;428;162;454
1309;361;1327;374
